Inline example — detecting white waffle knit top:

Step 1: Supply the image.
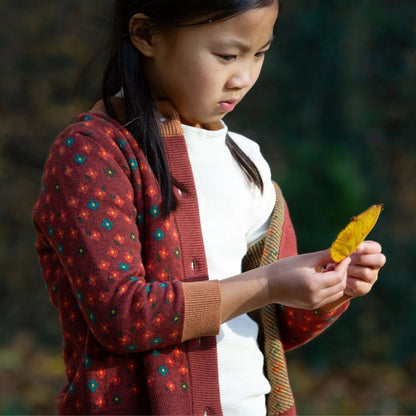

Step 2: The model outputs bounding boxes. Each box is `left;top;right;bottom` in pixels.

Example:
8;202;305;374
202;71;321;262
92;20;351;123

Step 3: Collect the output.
182;122;276;416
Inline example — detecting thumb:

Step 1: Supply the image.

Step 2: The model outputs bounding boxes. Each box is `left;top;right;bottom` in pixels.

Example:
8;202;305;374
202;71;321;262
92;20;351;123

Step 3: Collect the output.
333;255;351;274
310;249;333;269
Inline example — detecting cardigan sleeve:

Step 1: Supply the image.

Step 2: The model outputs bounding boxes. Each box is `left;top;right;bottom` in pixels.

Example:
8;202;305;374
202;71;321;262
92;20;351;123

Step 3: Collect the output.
33;117;221;355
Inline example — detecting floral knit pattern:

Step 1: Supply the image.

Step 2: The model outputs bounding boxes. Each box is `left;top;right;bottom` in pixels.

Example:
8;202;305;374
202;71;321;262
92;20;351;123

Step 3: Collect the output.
33;113;194;414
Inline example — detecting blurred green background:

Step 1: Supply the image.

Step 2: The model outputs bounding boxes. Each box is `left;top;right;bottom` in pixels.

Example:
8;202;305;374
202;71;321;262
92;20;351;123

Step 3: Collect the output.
1;0;415;414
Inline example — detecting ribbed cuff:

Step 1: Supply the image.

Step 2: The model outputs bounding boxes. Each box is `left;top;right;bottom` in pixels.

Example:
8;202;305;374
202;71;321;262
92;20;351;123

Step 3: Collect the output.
181;280;222;342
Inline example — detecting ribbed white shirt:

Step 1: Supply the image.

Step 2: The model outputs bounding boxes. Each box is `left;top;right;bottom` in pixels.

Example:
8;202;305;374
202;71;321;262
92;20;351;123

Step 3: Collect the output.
182;122;276;416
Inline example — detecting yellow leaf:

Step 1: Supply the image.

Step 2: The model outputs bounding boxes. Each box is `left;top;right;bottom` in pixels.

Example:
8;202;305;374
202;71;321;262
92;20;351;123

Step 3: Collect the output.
330;204;383;263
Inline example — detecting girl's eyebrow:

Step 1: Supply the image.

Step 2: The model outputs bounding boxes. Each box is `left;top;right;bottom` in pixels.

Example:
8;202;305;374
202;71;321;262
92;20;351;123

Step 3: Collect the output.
214;34;275;52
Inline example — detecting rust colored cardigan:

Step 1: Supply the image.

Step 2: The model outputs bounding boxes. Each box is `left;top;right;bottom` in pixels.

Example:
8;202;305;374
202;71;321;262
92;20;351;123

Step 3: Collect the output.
33;101;348;415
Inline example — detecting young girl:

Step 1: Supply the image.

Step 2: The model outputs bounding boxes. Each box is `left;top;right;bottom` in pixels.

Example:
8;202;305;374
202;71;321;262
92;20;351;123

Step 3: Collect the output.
33;0;385;415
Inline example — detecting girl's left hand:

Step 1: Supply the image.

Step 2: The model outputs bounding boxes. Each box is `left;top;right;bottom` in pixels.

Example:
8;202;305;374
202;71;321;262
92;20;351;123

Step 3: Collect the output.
344;240;386;297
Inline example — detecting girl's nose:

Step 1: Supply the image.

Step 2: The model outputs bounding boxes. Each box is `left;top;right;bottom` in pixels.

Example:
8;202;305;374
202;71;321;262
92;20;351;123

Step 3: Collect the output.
226;66;257;90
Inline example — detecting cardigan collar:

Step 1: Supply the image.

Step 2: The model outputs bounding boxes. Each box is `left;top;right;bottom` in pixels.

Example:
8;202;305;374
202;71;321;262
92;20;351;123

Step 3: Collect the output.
156;100;184;137
90;98;224;139
89;98;184;138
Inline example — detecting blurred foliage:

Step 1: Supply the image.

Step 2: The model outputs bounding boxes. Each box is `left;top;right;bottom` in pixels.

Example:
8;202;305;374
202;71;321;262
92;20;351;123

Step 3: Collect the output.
0;0;415;414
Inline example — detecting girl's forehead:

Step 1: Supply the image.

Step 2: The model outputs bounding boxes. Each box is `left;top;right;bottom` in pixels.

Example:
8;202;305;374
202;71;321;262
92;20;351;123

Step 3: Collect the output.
172;4;278;45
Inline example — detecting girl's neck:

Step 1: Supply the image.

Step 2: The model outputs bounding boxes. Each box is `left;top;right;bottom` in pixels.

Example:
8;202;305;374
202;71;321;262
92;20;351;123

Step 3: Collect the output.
199;121;224;131
91;98;224;131
90;97;125;122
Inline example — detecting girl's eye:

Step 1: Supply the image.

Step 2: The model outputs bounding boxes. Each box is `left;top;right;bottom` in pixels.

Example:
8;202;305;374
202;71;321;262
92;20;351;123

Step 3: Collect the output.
255;50;268;58
218;55;237;62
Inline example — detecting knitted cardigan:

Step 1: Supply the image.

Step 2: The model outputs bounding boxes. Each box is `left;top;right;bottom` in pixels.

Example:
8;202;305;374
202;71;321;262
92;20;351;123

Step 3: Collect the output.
33;101;349;415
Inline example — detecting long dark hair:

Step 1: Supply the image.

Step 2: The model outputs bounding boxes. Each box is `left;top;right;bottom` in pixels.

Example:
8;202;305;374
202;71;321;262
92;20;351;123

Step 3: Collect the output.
102;0;279;215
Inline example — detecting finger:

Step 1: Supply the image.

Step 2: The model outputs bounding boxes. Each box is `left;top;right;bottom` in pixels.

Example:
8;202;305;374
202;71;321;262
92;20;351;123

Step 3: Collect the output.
347;264;372;281
350;252;386;268
345;276;373;297
334;256;351;275
316;275;350;308
347;264;379;284
316;257;350;289
318;262;336;273
310;248;352;272
355;240;382;254
309;249;333;268
299;249;332;271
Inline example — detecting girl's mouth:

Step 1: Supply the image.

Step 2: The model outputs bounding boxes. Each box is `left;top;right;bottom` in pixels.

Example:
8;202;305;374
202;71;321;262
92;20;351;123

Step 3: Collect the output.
218;100;237;112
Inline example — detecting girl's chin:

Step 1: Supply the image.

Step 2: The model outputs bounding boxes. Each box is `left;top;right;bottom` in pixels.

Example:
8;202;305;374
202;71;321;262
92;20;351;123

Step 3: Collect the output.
181;116;224;131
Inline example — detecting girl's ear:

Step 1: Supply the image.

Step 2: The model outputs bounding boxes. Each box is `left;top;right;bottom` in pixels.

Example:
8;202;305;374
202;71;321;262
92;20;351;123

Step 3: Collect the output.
129;13;156;57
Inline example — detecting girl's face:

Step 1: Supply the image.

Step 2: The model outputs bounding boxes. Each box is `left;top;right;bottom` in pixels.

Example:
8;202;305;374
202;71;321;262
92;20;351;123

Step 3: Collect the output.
137;2;279;130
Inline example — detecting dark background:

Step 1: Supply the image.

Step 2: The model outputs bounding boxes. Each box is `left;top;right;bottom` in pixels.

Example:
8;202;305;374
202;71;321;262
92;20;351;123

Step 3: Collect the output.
1;0;415;414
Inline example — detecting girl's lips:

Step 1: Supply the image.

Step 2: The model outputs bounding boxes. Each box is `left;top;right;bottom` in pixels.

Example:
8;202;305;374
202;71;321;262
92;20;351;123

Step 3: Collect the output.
218;100;237;112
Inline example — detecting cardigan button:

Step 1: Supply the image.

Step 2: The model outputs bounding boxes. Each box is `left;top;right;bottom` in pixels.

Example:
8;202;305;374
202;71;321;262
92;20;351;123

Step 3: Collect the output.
177;189;183;197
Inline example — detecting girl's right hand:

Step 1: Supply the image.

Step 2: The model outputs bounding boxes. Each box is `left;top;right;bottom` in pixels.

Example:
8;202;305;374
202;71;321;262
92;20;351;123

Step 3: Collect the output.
266;250;351;310
220;249;350;323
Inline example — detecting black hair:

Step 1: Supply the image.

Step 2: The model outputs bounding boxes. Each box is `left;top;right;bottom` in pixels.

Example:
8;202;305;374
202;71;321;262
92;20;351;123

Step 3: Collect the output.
102;0;279;215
